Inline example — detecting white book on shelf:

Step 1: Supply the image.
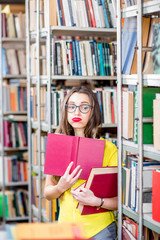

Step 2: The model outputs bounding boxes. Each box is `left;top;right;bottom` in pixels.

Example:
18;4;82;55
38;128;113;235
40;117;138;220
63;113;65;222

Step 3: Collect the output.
81;0;89;27
97;0;105;27
84;41;94;76
79;41;87;76
92;0;101;27
62;0;72;26
61;40;68;76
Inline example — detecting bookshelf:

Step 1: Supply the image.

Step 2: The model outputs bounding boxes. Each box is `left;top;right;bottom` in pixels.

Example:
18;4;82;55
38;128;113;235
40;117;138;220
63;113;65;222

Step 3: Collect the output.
117;1;160;239
0;4;29;223
26;0;118;222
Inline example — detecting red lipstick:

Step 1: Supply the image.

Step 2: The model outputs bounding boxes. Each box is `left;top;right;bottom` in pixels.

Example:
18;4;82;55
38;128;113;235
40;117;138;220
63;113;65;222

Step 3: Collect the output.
72;117;82;122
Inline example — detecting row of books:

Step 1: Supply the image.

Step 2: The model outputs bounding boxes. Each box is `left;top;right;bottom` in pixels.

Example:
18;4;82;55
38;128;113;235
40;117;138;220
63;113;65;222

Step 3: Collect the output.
122;87;160;146
1;12;26;38
3;120;27;148
31;176;60;221
30;87;117;126
3;84;27;112
31;133;47;166
121;17;160;75
31;40;117;77
29;0;116;30
0;156;28;184
122;0;150;8
0;190;28;218
122;217;160;240
2;48;26;76
122;155;160;213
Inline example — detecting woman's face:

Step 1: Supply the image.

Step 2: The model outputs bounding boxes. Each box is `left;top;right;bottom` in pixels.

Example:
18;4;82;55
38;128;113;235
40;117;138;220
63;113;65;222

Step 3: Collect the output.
67;93;92;131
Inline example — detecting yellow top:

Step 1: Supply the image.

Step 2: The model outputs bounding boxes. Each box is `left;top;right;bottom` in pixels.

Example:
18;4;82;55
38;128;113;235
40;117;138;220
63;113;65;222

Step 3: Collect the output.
58;139;118;239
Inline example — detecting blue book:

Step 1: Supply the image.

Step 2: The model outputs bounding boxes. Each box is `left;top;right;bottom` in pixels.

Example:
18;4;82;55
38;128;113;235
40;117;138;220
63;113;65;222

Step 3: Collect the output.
75;41;82;76
71;40;78;75
121;17;137;74
101;0;110;28
2;48;8;76
57;0;63;26
152;24;160;74
98;43;105;76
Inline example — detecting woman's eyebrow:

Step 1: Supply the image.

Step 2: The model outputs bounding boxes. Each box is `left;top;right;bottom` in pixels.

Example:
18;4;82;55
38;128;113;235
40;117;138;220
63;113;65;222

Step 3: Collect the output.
68;101;89;104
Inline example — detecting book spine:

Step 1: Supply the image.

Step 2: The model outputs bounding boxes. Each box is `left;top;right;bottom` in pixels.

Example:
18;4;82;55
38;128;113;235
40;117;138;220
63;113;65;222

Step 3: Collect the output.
70;137;80;170
101;0;110;28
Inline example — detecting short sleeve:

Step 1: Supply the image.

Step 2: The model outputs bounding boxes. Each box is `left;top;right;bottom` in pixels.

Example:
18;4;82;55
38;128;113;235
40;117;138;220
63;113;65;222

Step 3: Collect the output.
100;138;118;167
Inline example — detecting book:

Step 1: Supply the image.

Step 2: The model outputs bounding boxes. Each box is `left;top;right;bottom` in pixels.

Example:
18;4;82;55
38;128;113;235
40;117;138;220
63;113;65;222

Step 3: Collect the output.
122;90;134;139
130;17;151;74
152;24;160;74
152;170;160;223
44;133;105;180
134;87;160;144
153;98;160;150
16;222;87;239
77;166;118;215
121;17;137;74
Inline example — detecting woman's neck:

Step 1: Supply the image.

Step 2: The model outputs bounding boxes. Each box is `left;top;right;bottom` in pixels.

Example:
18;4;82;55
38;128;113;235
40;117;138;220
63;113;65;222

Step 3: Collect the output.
74;128;85;138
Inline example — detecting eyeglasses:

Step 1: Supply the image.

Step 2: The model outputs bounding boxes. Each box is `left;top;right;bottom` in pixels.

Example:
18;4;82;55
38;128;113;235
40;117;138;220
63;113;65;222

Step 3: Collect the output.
65;104;93;114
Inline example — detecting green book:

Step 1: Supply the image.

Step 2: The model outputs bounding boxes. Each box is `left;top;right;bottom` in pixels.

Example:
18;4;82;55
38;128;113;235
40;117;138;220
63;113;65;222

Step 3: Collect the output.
0;193;9;217
134;87;160;144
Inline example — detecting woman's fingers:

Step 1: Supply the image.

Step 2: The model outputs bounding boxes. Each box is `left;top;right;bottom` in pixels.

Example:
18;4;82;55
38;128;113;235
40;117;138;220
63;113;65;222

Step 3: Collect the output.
70;165;81;177
72;168;82;183
63;161;74;177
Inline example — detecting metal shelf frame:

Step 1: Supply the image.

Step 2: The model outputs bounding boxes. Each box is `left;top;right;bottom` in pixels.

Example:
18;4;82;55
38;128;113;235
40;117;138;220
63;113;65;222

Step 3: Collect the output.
0;4;29;224
117;1;160;239
26;0;118;223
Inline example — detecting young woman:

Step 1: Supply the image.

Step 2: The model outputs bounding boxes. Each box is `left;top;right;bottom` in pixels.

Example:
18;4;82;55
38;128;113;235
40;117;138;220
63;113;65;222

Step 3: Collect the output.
44;86;118;240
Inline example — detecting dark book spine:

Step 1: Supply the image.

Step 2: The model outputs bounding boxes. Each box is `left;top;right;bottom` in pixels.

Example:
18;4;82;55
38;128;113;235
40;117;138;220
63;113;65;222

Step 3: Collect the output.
93;40;100;76
75;41;82;75
72;40;78;75
57;0;63;26
60;0;66;25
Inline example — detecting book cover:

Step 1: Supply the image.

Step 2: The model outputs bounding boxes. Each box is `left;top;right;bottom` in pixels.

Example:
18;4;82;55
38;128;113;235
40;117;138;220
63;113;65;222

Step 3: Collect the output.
152;24;160;74
77;167;118;214
152;170;160;223
153;99;160;150
44;133;105;180
134;87;160;144
121;17;137;74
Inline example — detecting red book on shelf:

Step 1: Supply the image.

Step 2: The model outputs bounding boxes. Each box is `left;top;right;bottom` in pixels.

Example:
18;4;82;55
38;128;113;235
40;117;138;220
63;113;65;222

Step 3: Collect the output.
77;167;118;215
44;133;105;180
152;169;160;222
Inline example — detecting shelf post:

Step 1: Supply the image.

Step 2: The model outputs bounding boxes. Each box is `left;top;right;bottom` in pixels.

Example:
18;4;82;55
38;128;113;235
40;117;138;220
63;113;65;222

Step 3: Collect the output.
137;0;143;239
117;1;122;239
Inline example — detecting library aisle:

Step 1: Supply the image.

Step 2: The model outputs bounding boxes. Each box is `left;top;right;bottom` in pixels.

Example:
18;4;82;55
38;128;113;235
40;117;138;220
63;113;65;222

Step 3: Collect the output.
0;0;160;240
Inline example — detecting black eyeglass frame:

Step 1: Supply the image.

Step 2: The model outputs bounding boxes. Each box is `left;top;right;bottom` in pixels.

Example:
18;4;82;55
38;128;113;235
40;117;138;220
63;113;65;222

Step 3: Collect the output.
65;104;93;114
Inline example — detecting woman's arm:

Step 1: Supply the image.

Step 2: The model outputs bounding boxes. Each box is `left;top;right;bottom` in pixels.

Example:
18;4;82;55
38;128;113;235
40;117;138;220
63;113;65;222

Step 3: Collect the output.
71;187;118;211
44;162;82;200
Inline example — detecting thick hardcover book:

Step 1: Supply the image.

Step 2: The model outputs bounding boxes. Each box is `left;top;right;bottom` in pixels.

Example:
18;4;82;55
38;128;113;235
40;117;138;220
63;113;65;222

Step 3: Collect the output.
152;170;160;223
44;133;105;180
77;167;118;215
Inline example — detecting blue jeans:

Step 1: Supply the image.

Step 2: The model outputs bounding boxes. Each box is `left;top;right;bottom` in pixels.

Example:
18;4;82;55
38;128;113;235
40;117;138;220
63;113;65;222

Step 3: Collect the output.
92;222;117;240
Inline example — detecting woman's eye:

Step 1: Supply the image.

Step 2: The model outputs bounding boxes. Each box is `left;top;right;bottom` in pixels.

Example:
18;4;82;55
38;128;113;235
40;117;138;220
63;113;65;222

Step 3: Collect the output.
83;105;89;109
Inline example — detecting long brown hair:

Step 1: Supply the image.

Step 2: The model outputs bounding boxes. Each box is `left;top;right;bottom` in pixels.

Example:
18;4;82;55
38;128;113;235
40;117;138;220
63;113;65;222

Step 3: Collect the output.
56;86;101;138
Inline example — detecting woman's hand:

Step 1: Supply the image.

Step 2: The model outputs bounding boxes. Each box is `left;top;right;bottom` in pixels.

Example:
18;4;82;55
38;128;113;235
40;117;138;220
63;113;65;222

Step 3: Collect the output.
71;187;100;207
57;161;82;194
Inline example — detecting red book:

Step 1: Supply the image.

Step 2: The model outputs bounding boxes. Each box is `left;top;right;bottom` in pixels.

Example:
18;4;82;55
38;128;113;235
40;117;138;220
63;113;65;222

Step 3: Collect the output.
88;0;96;27
152;170;160;222
44;133;105;180
77;167;118;215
